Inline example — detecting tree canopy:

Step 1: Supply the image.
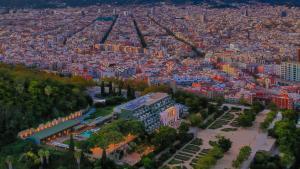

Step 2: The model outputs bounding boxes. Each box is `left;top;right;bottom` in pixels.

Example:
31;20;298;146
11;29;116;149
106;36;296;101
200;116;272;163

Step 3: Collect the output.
0;64;92;151
151;126;177;150
89;120;144;149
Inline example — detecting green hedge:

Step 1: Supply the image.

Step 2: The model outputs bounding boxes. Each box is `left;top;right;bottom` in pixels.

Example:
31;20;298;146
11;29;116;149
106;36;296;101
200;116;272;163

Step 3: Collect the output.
260;111;277;130
232;146;251;168
195;146;224;169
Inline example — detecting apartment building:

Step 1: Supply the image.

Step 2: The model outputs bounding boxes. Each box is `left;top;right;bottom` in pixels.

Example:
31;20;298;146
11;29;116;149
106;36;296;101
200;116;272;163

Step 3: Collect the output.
280;62;300;82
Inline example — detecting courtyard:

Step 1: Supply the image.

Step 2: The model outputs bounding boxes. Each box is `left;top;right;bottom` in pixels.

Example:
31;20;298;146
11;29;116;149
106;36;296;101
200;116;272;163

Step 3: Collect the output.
163;109;276;169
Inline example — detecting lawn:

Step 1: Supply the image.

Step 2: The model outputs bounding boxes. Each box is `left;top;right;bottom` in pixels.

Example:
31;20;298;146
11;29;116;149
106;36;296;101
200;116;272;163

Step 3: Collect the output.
190;138;202;146
208;122;225;129
88;106;114;119
169;159;181;165
208;118;231;129
184;145;201;151
178;152;194;157
174;154;191;161
201;149;211;154
221;113;235;120
182;148;198;154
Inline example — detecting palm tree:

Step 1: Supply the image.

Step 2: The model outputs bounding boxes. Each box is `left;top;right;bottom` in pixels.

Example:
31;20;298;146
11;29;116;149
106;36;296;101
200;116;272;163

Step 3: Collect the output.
74;150;82;169
5;156;13;169
44;150;50;165
38;150;45;169
19;152;40;169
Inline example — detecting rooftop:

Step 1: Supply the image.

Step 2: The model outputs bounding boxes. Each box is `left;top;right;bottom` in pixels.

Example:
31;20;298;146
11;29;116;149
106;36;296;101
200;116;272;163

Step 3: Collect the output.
30;119;80;141
115;92;169;112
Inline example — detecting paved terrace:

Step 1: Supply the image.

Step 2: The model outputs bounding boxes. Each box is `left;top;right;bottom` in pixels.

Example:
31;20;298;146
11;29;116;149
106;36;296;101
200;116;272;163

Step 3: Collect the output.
197;109;275;169
163;109;275;169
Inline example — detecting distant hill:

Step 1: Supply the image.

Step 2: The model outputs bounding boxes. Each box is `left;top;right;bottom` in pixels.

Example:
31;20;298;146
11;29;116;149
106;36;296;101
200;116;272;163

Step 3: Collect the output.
0;0;299;9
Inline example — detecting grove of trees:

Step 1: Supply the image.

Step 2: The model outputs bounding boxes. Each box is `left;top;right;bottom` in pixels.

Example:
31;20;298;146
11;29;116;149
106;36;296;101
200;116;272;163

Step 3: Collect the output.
89;120;144;169
237;102;265;127
0;64;93;152
252;109;300;169
0;64;93;168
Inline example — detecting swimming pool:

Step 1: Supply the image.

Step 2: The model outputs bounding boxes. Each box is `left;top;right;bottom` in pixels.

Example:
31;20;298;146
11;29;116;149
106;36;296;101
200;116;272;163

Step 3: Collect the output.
80;130;93;138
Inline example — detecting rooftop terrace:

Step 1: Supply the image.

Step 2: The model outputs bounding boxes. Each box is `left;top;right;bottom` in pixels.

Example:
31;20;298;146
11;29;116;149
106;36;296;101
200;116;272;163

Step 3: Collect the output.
114;92;169;112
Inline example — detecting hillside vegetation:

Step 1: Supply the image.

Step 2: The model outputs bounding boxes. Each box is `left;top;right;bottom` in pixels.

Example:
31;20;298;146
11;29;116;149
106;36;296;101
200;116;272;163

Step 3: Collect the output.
0;63;93;149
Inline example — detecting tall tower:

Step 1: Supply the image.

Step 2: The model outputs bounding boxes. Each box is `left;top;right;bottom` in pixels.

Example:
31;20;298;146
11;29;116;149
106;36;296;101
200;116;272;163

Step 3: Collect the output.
244;9;249;17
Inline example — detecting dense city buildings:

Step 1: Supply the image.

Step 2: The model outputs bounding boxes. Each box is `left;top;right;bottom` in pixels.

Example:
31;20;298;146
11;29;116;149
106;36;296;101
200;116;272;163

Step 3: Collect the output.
0;5;299;108
1;1;300;169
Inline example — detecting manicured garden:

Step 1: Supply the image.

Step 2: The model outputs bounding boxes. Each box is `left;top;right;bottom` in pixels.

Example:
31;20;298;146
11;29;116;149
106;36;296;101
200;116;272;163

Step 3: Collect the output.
194;136;232;169
190;138;203;146
208;112;235;129
168;159;181;165
167;138;203;167
184;145;201;152
190;148;210;167
174;154;191;161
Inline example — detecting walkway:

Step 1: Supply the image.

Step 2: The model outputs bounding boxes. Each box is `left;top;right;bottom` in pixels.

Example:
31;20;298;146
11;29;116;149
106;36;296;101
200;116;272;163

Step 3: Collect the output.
222;104;251;111
165;109;274;169
162;138;203;169
196;109;275;169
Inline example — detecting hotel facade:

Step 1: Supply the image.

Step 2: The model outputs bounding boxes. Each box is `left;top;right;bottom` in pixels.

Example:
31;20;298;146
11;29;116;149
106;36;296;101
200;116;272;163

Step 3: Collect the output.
114;93;185;133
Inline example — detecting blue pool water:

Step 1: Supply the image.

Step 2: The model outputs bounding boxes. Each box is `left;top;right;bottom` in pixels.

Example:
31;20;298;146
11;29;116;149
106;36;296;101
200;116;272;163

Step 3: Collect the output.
80;130;93;138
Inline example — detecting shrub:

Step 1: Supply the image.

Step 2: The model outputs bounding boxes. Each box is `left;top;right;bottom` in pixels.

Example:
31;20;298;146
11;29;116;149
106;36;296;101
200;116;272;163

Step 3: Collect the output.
223;106;229;112
189;114;203;127
250;151;281;169
237;110;256;127
216;136;232;152
260;111;277;130
195;146;224;169
142;157;156;169
221;128;238;132
232;146;251;168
